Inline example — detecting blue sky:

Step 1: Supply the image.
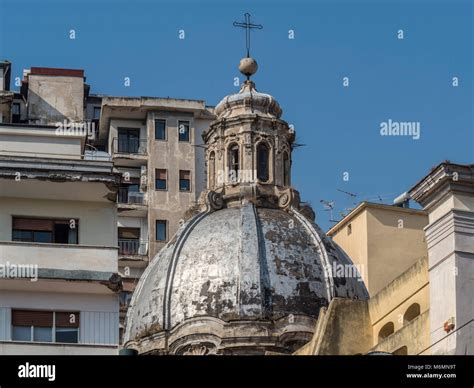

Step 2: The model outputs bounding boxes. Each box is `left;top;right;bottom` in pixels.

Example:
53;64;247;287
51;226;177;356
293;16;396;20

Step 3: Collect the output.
1;0;472;230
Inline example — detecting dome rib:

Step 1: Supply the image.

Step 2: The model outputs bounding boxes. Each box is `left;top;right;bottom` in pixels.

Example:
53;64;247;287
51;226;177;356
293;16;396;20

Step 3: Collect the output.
163;209;211;330
290;207;335;300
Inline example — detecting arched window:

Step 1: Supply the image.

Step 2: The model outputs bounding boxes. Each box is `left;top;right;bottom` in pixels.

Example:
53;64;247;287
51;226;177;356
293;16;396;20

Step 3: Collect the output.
257;142;269;182
283;151;290;186
393;346;408;355
209;151;215;189
403;303;420;325
378;322;394;341
228;144;239;183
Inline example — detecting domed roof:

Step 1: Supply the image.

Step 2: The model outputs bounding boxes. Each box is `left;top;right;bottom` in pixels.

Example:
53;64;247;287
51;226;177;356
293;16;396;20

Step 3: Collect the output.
124;203;368;354
214;80;282;119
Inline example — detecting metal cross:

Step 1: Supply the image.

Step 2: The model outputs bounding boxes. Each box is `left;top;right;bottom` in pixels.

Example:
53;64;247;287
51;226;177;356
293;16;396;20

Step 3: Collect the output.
233;13;263;58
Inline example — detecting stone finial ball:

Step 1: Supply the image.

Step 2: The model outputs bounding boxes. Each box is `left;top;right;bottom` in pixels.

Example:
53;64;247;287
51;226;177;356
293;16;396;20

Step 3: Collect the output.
239;57;258;77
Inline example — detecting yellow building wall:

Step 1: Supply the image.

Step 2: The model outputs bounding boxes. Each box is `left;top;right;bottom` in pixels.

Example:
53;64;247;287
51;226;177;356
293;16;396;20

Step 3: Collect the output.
366;207;428;295
369;257;430;354
330;203;428;296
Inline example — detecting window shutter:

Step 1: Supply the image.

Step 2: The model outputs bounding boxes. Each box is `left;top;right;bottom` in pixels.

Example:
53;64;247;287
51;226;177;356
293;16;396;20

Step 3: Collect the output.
157;169;167;180
12;310;53;327
12;218;54;231
55;312;80;328
180;170;191;180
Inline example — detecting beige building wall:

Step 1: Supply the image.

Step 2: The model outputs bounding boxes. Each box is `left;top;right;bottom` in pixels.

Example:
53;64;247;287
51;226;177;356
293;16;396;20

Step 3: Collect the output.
147;111;201;257
27;74;84;124
297;257;430;355
0;126;84;159
328;202;428;296
0;197;117;246
368;257;430;354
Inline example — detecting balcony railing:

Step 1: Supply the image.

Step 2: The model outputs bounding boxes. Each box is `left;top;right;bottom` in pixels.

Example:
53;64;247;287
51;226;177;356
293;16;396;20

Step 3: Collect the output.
118;239;147;256
0;241;117;274
112;138;147;155
117;188;146;205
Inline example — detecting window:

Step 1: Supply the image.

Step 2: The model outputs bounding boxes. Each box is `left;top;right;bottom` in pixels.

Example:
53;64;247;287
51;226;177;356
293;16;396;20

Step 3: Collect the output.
117;128;140;153
12;311;49;343
12;217;78;244
156;220;167;241
257;143;269;182
118;183;140;204
283;152;290;186
55;312;79;343
11;103;20;115
155;119;166;140
93;106;101;120
155;169;167;190
378;322;394;341
347;224;352;235
228;144;239;183
178;121;190;142
12;103;21;123
209;152;216;188
119;291;133;310
118;227;141;255
393;346;408;355
403;303;421;325
11;310;79;344
179;170;191;192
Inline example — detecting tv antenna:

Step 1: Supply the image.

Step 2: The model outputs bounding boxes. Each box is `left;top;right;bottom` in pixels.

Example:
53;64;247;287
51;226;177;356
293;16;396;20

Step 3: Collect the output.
320;200;339;223
337;188;358;205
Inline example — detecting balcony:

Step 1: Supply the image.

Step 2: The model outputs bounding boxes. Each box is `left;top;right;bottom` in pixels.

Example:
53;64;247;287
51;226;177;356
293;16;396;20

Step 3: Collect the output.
118;239;148;257
111;138;147;167
113;137;147;154
0;241;118;288
0;341;118;355
118;188;146;205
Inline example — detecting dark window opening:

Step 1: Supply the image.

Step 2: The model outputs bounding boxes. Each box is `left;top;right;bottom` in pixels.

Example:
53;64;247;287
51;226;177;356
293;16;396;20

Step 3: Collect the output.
378;322;395;341
117;128;140;153
93;106;101;120
403;303;421;325
156;220;167;241
283;152;290;186
12;102;20;123
12;218;78;244
228;144;239;182
179;170;191;191
118;182;141;204
11;310;79;344
155;169;167;190
155;119;166;140
209;152;215;188
257;143;269;182
178;121;190;142
118;227;140;255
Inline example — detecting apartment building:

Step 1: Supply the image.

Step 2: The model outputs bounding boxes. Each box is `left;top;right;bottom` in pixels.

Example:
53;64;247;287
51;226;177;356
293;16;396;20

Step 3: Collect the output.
97;96;214;330
0;62;215;339
0;66;122;353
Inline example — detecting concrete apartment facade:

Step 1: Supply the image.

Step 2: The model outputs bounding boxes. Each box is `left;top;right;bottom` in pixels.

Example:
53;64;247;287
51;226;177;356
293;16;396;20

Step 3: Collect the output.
0;66;122;353
0;61;216;341
97;96;214;333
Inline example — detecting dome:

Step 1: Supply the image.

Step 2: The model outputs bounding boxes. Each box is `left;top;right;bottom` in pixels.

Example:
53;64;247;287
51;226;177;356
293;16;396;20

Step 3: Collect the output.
214;80;282;119
124;203;368;355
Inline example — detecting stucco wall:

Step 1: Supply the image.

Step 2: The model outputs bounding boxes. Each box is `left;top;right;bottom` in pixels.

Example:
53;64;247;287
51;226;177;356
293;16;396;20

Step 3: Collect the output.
296;298;372;355
369;257;429;351
0;197;117;246
0;290;119;349
27;75;84;124
0;127;83;159
147;111;198;257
